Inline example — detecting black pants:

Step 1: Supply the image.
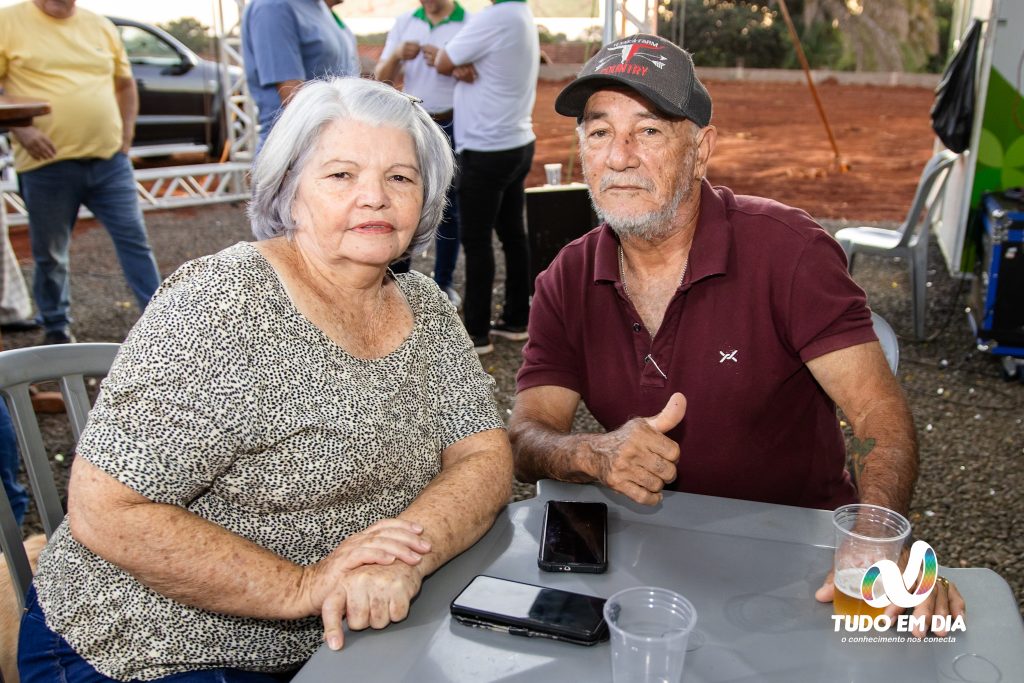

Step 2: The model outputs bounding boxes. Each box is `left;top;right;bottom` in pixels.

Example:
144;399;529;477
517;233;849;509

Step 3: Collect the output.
457;142;534;338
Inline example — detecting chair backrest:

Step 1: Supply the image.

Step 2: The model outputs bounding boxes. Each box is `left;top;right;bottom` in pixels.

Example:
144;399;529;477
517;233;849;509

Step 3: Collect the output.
895;149;958;249
871;312;899;374
0;343;120;608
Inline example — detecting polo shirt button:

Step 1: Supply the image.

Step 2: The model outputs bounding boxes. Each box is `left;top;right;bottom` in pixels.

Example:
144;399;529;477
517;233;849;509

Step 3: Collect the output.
632;323;641;333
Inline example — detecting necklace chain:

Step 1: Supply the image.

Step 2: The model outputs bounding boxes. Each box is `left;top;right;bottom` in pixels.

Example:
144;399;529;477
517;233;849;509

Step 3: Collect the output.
617;246;688;301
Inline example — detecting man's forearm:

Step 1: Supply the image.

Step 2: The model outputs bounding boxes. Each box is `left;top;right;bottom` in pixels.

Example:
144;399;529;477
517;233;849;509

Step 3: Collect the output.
115;79;138;148
374;52;402;83
509;418;602;485
848;395;918;515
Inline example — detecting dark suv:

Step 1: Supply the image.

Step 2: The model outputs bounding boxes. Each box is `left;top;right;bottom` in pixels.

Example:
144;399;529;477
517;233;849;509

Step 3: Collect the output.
110;17;238;157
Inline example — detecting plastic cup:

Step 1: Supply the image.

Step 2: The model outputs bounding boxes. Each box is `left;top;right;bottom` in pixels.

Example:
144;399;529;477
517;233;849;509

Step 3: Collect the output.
544;163;562;185
604;586;697;683
831;504;911;618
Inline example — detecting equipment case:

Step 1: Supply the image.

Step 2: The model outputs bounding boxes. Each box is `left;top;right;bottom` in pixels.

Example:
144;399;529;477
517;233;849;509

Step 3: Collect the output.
970;191;1024;377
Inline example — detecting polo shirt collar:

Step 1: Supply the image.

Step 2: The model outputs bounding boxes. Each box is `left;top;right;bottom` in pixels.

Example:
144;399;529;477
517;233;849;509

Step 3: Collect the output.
412;2;466;27
591;177;731;288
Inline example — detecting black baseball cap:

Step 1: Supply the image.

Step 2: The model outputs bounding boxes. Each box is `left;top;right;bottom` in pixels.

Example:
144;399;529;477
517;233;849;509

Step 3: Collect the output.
555;34;712;127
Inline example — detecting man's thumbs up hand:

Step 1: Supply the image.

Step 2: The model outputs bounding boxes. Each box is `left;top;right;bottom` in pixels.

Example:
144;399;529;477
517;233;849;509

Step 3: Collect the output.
646;392;687;434
590;393;687;506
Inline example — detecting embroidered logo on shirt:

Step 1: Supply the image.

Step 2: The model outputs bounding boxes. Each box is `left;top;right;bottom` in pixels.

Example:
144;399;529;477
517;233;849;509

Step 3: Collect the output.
719;350;738;363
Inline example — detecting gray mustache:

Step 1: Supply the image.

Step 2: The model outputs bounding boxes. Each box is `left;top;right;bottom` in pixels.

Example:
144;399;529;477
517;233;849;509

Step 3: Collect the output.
599;174;655;192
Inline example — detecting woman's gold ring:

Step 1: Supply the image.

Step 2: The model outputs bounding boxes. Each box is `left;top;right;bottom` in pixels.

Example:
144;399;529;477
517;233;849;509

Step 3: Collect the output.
936;576;950;591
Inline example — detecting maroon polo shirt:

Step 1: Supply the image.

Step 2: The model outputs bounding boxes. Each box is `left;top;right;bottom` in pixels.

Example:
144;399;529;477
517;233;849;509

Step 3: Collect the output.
517;179;876;510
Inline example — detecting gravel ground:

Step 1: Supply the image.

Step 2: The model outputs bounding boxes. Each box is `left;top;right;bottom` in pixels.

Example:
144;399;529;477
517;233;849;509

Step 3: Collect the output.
5;201;1022;617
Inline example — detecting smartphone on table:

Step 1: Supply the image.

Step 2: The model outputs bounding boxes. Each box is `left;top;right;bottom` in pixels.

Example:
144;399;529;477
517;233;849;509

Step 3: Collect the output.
450;575;608;646
538;500;608;573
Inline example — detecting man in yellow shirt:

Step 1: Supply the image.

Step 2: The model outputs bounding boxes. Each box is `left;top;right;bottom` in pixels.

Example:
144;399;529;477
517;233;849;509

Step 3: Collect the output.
0;0;161;344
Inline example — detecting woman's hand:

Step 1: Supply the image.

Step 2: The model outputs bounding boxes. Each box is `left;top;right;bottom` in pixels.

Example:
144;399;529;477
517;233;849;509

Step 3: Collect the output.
319;561;423;650
296;518;430;646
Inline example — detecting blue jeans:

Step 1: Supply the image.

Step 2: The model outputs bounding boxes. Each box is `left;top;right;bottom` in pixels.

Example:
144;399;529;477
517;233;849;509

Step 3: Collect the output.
0;399;27;525
433;119;460;291
19;587;299;682
19;153;161;333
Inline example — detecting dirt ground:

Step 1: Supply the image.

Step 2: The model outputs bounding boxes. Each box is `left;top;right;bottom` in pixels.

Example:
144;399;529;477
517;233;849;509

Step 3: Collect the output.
530;78;936;221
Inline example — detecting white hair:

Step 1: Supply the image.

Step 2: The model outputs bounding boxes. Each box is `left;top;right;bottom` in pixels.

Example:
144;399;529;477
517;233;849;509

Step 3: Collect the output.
248;78;455;262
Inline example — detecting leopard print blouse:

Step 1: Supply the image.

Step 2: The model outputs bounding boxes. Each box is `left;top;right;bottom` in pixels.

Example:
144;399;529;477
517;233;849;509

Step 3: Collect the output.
32;242;504;680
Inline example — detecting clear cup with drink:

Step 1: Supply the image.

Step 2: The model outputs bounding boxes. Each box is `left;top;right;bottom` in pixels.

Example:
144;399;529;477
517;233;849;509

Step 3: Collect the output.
544;163;562;186
831;503;911;618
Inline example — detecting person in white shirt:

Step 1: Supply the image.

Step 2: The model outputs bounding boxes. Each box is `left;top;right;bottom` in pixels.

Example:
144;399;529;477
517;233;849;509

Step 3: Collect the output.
375;0;469;303
431;0;539;354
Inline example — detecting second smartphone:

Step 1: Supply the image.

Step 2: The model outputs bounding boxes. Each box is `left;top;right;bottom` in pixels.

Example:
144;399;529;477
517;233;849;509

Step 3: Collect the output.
538;500;608;573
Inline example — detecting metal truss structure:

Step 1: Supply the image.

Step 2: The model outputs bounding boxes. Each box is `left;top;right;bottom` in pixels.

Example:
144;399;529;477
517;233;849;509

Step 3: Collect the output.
603;0;657;43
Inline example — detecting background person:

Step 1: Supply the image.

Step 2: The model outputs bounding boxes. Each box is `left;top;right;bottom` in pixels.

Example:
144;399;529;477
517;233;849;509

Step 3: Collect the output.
375;0;468;304
242;0;359;147
432;0;539;354
0;0;162;345
18;78;513;681
507;34;963;634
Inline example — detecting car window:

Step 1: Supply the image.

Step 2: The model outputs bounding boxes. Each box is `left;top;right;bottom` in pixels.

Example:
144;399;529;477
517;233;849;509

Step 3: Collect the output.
117;25;181;66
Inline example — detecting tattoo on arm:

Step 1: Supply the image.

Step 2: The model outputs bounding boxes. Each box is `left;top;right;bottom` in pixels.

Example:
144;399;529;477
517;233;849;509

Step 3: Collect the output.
850;437;876;486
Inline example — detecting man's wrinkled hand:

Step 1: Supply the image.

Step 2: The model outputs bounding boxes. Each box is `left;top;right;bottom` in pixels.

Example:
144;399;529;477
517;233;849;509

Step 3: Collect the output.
592;392;686;505
11;126;56;160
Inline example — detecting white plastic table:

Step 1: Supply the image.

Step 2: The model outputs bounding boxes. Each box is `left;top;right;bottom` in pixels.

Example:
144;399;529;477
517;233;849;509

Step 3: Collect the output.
293;481;1023;682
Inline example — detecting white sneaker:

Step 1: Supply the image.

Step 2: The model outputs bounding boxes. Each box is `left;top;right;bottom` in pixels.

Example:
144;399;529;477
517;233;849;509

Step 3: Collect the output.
445;286;462;309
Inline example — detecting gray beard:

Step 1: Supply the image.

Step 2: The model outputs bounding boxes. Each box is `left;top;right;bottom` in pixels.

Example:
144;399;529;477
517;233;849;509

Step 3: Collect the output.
591;181;689;242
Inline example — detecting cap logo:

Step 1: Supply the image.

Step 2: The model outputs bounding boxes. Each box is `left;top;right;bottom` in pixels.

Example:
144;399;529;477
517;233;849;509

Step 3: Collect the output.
595;37;667;78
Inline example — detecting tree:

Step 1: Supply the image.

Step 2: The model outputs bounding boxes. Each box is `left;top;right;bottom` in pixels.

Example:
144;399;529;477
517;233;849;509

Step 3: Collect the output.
159;17;212;56
658;0;790;69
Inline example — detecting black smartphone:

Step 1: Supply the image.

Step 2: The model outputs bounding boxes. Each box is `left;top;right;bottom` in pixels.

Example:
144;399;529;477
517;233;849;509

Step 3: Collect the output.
538;500;608;573
450;575;608;646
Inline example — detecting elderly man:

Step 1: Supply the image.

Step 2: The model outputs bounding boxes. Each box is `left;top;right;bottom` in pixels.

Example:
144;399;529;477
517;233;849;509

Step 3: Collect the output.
509;34;962;632
0;0;162;346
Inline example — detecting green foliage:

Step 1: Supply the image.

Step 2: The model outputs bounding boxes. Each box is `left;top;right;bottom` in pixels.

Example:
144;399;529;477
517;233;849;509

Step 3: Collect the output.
926;0;955;73
537;25;569;44
659;0;789;68
658;0;948;73
158;17;211;56
359;32;390;45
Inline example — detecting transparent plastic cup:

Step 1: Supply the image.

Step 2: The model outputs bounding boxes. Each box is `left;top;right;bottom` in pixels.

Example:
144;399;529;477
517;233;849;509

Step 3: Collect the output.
604;586;698;683
831;504;911;618
544;163;562;185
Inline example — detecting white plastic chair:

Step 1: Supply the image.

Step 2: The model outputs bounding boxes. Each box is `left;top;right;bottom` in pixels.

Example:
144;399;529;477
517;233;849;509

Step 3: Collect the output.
871;312;899;374
0;343;120;609
835;150;957;341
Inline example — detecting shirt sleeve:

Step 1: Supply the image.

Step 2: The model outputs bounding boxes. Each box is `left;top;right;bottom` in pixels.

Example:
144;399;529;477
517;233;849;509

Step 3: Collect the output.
102;17;133;80
246;2;305;86
443;11;502;66
516;261;584;394
420;280;505;449
77;259;248;507
788;232;877;362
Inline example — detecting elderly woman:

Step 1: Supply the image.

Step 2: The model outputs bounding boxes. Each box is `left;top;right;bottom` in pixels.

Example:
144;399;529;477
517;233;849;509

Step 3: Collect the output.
18;78;513;681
